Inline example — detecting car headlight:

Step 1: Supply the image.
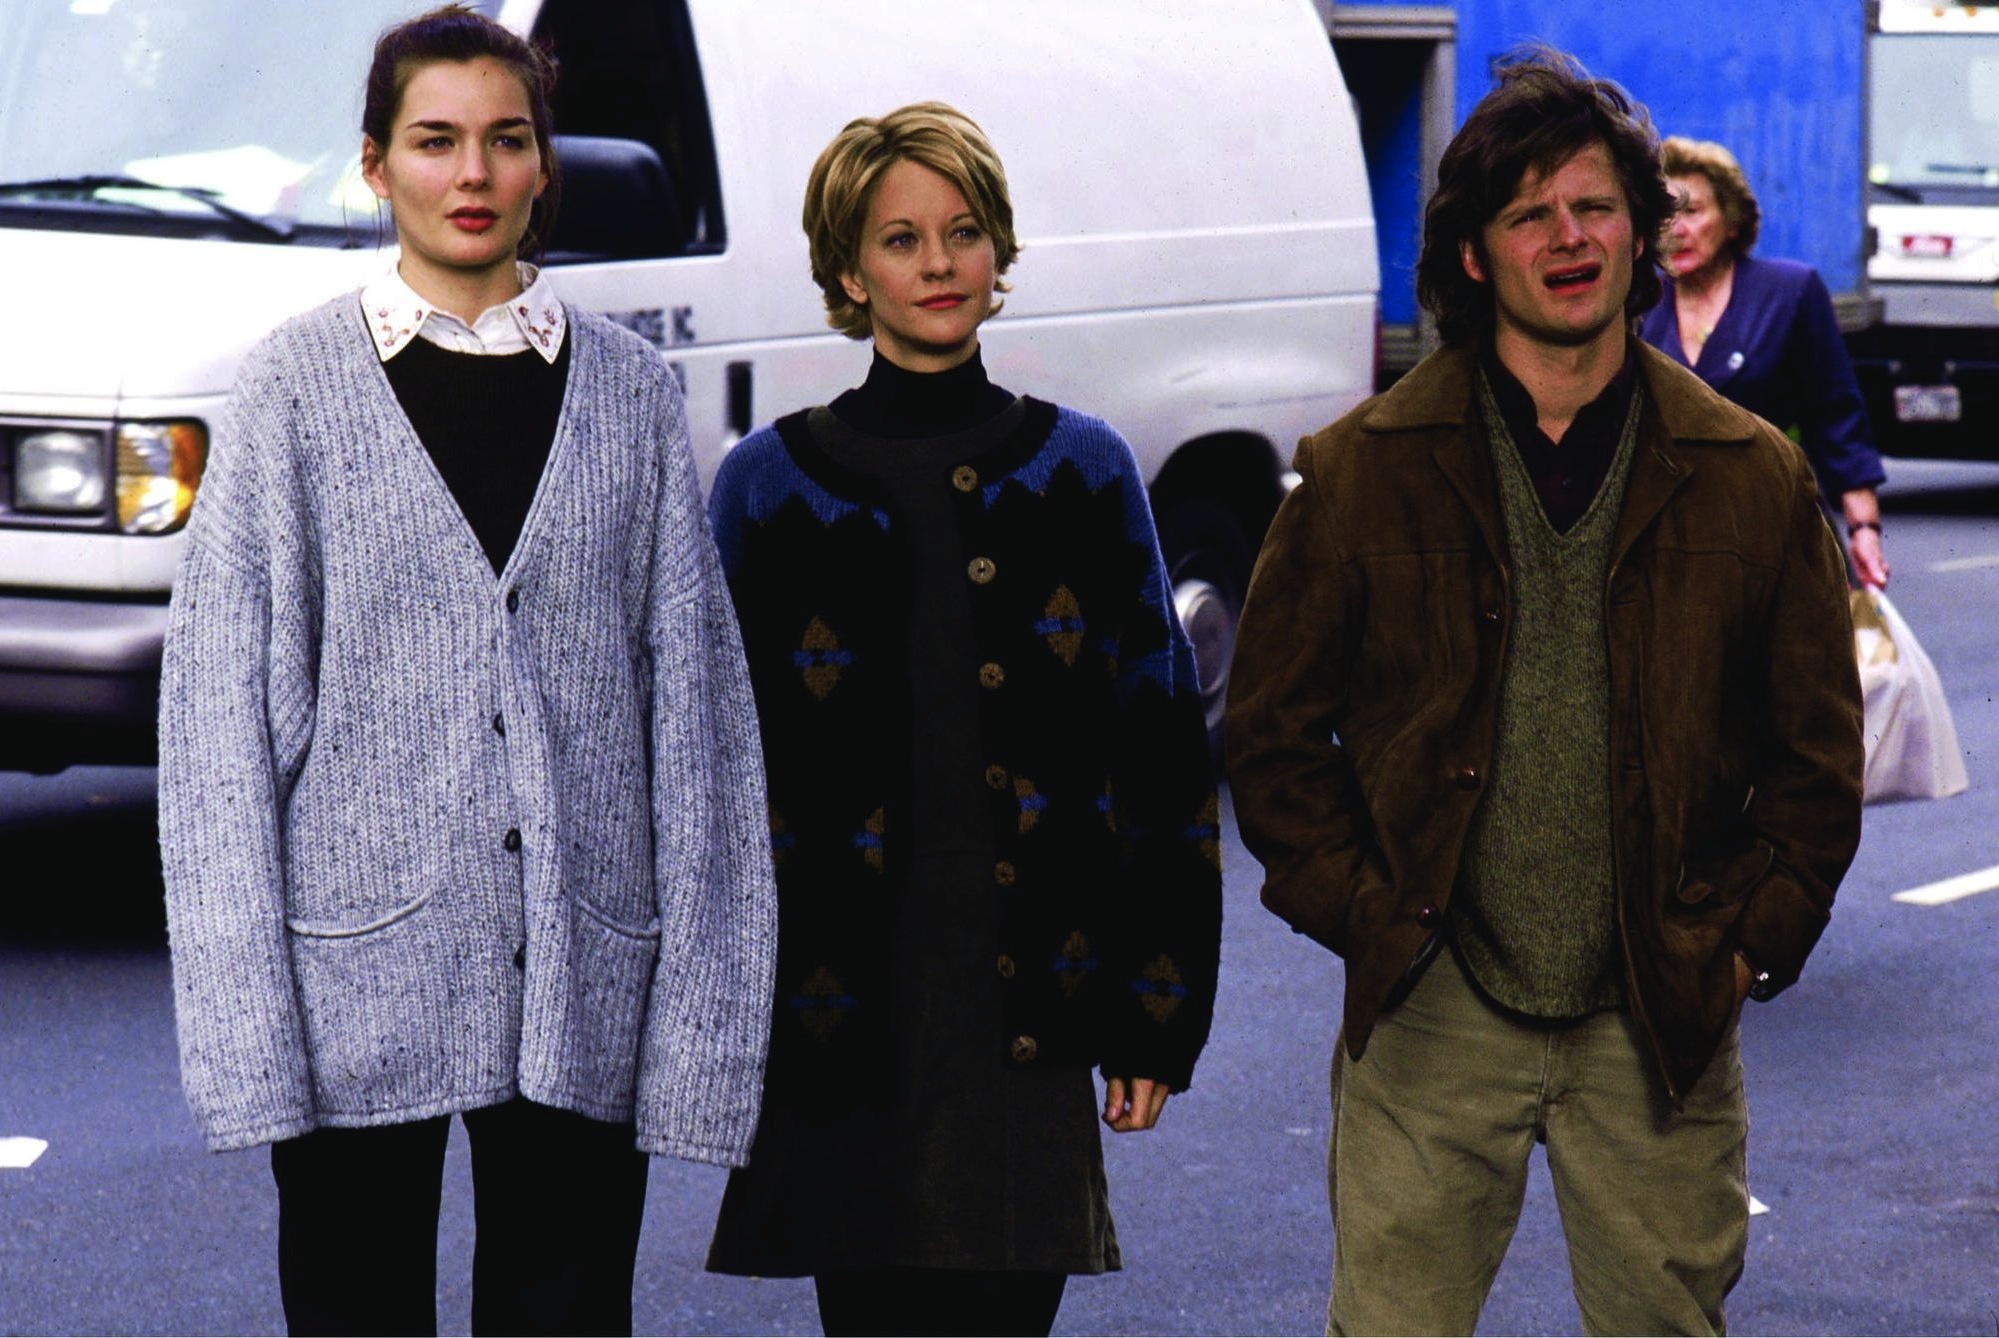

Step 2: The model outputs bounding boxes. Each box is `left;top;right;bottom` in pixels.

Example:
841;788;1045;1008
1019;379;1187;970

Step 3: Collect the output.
14;430;108;513
116;421;207;534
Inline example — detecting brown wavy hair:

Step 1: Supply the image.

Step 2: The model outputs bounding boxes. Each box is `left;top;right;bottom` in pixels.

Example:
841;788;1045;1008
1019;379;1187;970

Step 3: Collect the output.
1416;46;1676;345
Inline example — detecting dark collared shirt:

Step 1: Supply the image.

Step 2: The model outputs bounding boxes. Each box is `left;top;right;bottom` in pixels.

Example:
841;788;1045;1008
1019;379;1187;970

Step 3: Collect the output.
1480;342;1638;534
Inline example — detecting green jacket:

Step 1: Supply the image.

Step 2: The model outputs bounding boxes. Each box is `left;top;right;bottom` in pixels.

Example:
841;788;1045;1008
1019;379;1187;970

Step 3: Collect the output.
1226;339;1864;1102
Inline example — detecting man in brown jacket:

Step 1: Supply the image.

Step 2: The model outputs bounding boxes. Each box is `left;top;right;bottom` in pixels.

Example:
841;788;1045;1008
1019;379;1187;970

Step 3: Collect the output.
1226;49;1863;1336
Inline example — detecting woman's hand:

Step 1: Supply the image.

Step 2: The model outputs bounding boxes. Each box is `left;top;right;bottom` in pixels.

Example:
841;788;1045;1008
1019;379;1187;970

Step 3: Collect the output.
1848;525;1889;589
1843;488;1890;589
1102;1076;1172;1132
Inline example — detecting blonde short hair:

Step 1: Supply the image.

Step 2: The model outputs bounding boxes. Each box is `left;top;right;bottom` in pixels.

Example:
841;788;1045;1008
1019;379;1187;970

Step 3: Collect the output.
1662;135;1761;258
802;101;1019;340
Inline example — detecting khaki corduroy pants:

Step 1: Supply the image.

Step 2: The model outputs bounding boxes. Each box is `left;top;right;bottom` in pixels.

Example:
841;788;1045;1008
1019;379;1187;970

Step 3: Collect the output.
1326;947;1748;1337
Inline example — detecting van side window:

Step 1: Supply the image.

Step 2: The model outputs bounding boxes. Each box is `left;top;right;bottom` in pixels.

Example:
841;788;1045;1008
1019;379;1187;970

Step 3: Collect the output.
533;0;725;258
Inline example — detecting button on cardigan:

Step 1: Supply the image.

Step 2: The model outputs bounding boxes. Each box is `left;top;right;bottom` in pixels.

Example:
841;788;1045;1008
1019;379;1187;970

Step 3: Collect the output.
158;294;777;1162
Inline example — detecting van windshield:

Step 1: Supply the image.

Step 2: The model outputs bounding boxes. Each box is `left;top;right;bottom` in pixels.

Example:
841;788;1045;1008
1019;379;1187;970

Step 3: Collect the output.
0;0;501;238
1871;33;1999;194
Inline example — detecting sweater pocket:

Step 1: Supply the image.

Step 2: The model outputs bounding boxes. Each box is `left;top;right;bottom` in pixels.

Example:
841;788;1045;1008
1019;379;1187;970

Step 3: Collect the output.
285;885;436;939
286;895;516;1121
561;894;663;1106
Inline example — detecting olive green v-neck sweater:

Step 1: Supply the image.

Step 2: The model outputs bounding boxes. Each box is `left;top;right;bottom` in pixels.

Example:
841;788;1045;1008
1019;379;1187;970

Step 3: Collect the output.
1448;373;1644;1019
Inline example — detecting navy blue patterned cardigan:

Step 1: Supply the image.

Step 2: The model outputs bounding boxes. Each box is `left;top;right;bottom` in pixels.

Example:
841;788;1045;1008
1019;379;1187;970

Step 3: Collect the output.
708;399;1221;1095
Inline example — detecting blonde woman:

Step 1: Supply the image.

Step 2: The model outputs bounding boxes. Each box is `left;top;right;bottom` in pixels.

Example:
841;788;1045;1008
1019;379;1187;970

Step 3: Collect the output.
703;102;1221;1336
1640;135;1890;587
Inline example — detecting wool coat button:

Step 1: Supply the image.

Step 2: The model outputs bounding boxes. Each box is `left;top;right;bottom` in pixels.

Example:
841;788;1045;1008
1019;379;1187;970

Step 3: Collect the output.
967;556;996;584
492;713;506;736
513;944;526;969
984;764;1009;790
996;954;1017;979
951;465;979;492
503;827;522;852
506;588;520;613
978;662;1006;689
994;861;1017;886
1481;607;1501;624
1009;1034;1039;1063
1417;903;1442;928
1454;765;1480;790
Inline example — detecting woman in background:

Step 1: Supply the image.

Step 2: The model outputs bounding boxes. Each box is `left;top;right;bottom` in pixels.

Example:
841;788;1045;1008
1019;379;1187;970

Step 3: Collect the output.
1639;135;1891;587
158;9;774;1333
703;102;1221;1337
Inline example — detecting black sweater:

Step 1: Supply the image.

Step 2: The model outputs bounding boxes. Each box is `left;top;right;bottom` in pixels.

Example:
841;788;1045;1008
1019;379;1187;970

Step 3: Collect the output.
382;336;570;574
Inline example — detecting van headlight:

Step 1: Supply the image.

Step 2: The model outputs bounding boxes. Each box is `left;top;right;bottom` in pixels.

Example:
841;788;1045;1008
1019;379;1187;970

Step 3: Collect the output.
4;417;207;532
14;431;107;513
115;421;207;534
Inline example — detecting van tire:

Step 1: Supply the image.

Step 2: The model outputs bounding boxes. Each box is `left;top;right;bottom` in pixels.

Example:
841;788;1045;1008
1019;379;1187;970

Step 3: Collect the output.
1158;500;1252;764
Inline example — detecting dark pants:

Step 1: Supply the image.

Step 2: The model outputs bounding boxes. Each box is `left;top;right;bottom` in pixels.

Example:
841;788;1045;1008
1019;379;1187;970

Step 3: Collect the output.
269;1097;649;1336
813;1267;1066;1337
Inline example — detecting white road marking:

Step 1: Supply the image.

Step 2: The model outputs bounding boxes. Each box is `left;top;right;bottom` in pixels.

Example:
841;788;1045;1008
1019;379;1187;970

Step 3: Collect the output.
1927;554;1999;573
1749;1195;1770;1217
1893;864;1999;907
0;1137;48;1169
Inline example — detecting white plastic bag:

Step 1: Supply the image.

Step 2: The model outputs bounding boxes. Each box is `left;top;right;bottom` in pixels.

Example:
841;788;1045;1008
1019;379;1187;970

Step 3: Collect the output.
1851;589;1970;804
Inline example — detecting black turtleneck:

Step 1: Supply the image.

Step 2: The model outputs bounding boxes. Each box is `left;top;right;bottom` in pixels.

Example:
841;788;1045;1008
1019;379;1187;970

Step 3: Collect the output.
829;348;1015;438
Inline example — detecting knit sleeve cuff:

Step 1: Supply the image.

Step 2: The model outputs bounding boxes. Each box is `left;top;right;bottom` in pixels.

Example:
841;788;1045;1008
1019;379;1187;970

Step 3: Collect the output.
200;1113;319;1154
633;1131;753;1168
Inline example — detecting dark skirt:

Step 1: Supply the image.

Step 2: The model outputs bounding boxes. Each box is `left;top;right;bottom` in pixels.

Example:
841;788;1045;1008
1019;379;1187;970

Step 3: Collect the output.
705;850;1119;1277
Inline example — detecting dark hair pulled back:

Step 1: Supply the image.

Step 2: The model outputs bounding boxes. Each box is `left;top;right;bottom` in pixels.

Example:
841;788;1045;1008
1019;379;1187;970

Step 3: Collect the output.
362;4;561;259
1416;46;1676;345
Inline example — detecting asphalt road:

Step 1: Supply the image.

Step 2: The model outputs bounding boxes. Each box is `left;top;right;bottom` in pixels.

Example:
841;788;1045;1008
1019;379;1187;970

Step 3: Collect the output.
3;461;1997;1336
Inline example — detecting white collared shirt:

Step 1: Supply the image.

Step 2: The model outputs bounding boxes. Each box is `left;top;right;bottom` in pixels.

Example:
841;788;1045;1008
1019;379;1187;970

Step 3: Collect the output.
360;261;567;363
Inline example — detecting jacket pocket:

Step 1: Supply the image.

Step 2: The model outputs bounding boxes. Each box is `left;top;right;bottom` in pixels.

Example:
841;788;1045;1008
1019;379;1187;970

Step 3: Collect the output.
1675;838;1775;907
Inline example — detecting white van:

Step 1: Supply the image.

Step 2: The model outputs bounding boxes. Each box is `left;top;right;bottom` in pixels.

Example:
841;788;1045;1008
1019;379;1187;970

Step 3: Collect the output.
0;0;1376;771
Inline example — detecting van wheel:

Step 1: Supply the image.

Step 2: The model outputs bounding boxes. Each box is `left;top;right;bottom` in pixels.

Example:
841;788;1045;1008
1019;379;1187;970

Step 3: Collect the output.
1159;502;1252;761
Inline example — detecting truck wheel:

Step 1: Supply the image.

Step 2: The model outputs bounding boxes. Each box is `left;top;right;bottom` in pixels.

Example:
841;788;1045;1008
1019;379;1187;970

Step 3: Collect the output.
1158;501;1253;761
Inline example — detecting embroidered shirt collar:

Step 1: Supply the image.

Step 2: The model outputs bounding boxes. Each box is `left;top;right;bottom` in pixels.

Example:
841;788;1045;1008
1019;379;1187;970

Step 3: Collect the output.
361;261;566;363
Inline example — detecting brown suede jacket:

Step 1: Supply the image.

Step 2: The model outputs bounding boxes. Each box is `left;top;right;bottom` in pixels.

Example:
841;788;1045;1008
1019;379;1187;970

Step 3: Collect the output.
1226;339;1864;1103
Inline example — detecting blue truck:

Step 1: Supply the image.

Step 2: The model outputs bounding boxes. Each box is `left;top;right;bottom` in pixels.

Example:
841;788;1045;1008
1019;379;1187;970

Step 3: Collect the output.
1327;0;1979;462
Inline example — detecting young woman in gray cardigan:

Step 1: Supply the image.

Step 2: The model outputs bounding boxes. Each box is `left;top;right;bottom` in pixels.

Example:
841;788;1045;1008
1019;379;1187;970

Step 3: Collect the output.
156;9;775;1334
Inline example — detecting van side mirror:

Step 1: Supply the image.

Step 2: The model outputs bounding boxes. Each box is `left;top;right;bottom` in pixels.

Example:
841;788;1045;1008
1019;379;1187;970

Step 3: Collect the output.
545;134;684;262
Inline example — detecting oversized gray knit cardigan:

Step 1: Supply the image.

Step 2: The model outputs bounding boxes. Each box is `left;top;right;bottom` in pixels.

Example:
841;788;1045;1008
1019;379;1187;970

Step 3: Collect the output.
158;294;777;1161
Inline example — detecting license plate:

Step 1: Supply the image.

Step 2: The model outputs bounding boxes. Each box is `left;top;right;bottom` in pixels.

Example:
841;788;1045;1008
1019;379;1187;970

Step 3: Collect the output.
1894;384;1961;423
